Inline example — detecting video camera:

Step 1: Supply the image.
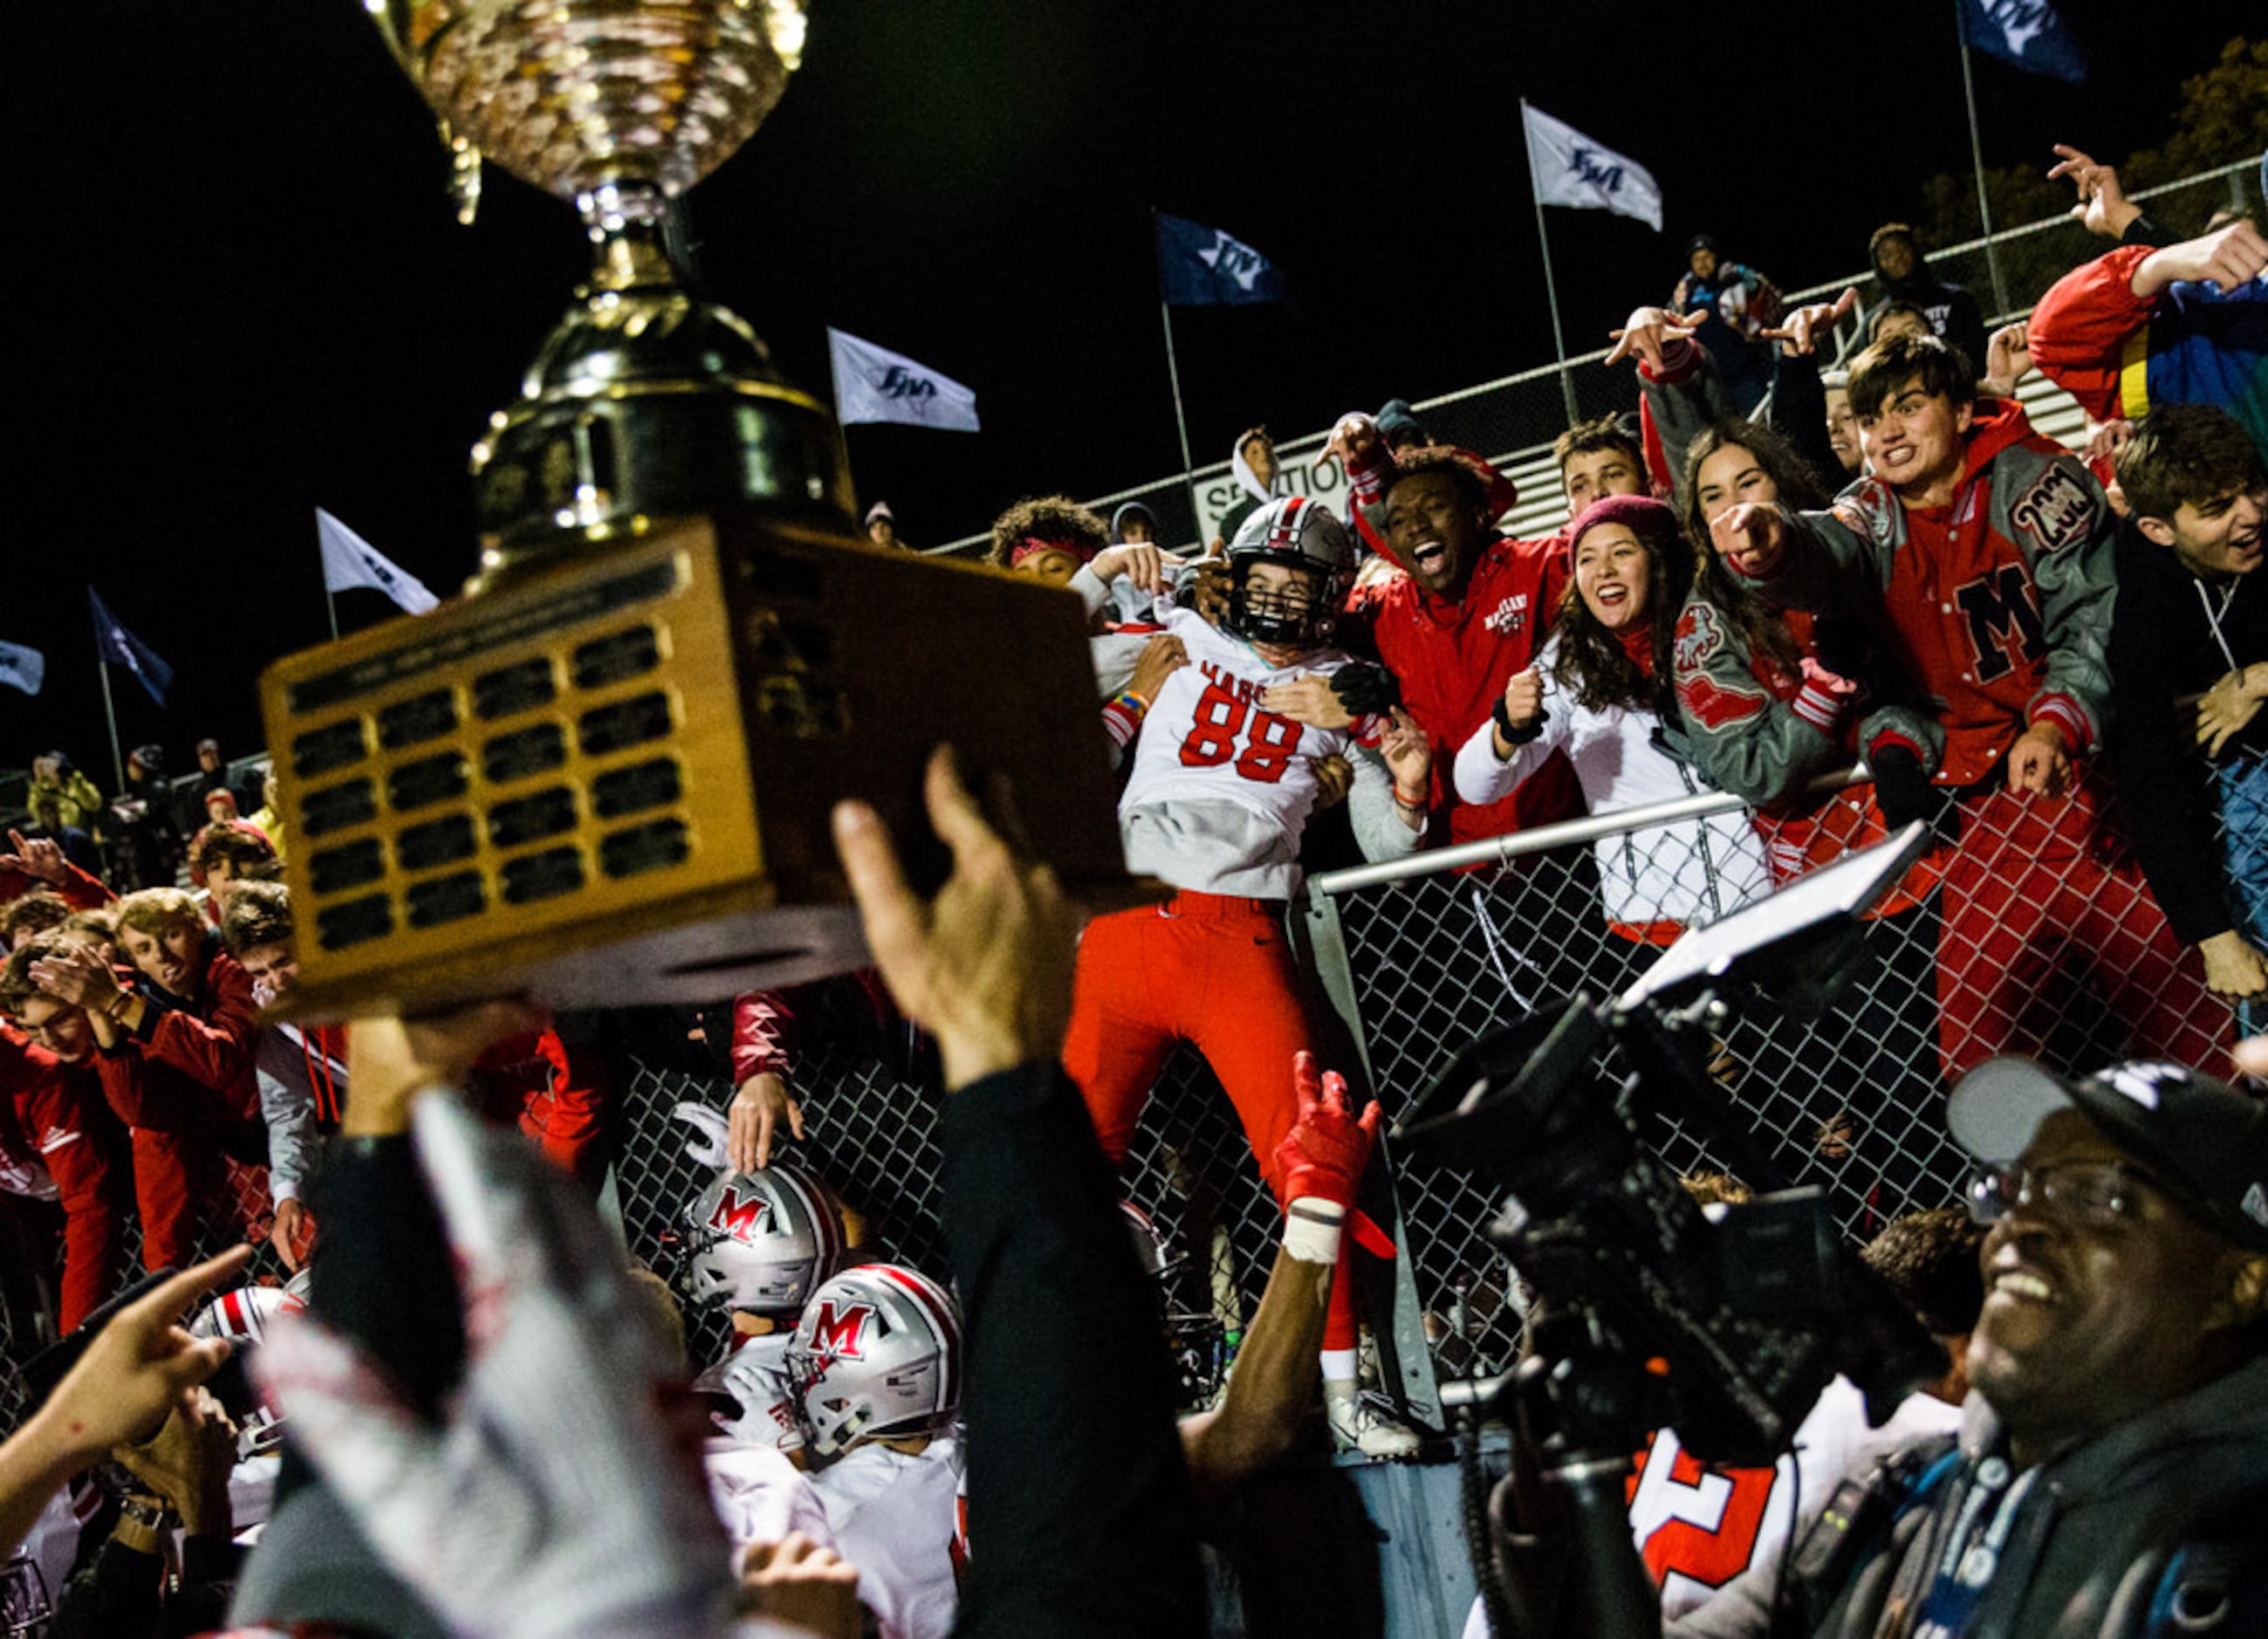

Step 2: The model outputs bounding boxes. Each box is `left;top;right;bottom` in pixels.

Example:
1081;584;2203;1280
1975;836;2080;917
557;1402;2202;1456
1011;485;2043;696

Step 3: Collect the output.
1396;826;1946;1630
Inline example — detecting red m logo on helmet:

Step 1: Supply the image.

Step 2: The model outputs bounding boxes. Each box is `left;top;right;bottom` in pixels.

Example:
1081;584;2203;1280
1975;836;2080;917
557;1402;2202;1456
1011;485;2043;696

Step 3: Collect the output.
805;1300;874;1363
705;1183;771;1240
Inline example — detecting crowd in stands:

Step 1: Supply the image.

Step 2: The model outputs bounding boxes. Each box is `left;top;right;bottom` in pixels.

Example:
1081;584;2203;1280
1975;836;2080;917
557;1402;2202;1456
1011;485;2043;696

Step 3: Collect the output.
0;141;2265;1636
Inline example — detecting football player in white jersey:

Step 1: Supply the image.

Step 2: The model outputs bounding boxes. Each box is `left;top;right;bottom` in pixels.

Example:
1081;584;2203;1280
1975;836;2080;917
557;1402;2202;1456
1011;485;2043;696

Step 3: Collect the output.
1062;496;1433;1457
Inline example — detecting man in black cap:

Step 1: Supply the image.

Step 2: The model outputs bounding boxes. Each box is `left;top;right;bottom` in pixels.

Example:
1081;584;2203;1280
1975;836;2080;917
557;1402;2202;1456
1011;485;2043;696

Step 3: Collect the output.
1643;1055;2268;1636
1494;1053;2268;1635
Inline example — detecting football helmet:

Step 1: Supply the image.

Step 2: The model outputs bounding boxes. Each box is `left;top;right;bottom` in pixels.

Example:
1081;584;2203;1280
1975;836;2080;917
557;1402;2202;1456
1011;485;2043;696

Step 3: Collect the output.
683;1161;845;1316
189;1282;305;1458
1225;496;1353;649
692;1332;804;1452
784;1263;961;1459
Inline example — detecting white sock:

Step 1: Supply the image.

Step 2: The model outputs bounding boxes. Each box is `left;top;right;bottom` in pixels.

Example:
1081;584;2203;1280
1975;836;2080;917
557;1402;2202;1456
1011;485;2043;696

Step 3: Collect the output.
1320;1349;1359;1390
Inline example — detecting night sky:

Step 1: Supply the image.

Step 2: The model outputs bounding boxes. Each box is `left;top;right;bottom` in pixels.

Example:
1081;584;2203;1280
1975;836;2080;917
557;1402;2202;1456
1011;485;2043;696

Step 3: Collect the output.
3;0;2255;779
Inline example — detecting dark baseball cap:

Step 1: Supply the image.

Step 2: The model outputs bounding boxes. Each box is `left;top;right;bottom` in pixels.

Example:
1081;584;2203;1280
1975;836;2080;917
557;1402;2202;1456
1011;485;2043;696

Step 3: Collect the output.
1949;1057;2268;1252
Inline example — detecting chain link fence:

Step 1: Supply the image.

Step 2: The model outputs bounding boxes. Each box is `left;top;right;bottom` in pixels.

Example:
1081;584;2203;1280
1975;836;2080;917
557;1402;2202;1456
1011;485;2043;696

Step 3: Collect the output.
924;158;2262;560
1310;766;2240;1396
0;753;2254;1441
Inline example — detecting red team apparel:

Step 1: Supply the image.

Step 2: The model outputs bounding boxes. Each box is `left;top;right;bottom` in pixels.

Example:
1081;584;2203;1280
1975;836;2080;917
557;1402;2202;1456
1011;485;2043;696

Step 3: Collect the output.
0;1026;125;1331
1756;399;2225;1076
1062;605;1422;1351
1345;533;1583;847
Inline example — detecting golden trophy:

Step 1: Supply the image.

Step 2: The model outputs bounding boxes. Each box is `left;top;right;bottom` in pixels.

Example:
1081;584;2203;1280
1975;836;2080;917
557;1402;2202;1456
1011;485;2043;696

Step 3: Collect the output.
258;0;1129;1018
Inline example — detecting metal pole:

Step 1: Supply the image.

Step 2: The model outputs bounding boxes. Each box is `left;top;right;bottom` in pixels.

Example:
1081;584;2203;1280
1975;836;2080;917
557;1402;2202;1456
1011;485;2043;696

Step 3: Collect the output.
1957;33;2012;317
1158;294;1201;544
93;640;125;798
325;584;340;641
1524;101;1583;426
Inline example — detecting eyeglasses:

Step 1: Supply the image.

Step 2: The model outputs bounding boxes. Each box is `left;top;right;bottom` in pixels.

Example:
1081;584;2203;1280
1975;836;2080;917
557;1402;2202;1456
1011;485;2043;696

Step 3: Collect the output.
1967;1161;2161;1229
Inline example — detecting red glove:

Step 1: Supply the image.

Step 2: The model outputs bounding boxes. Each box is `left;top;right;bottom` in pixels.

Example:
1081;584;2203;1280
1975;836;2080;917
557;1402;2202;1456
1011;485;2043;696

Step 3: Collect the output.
1275;1050;1381;1209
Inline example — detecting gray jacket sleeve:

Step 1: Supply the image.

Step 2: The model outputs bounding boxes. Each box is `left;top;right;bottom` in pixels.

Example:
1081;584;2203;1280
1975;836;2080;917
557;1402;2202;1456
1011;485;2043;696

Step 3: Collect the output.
1346;740;1425;864
255;1027;321;1204
1995;446;2117;751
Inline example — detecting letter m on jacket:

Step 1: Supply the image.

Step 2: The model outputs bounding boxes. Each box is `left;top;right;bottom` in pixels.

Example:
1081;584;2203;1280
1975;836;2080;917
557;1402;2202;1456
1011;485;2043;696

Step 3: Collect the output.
1956;565;2046;682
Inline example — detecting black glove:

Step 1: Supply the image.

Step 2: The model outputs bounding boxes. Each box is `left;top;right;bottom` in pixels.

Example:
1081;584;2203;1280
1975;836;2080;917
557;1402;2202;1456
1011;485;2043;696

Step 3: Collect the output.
1330;662;1401;716
1868;741;1941;833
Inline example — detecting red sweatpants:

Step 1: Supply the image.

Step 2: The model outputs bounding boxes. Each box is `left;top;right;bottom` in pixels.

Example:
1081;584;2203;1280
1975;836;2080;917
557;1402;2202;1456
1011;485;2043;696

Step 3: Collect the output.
1062;892;1360;1350
1938;780;2228;1080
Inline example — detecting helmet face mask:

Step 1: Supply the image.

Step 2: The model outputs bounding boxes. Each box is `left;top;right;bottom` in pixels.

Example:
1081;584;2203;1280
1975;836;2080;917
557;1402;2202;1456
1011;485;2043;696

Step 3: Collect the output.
1224;497;1352;652
683;1162;844;1317
784;1264;962;1460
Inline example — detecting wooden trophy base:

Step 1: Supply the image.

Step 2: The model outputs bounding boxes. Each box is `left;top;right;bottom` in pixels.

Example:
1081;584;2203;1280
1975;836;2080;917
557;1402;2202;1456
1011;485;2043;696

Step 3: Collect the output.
258;514;1148;1020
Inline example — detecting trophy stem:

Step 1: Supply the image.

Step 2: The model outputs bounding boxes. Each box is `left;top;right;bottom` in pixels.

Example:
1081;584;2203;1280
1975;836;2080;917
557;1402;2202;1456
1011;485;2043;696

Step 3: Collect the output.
578;182;678;292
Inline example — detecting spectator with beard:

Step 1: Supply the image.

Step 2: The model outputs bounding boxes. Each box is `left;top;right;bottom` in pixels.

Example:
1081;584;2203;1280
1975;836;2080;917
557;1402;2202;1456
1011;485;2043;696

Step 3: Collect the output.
1863;223;1989;380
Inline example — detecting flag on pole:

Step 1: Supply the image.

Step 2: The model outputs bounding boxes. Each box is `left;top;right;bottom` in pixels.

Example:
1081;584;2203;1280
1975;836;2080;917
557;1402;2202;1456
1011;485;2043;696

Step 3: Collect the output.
1155;214;1288;306
826;329;982;432
87;587;173;707
317;508;441;614
1520;104;1665;232
0;641;43;696
1956;0;2086;83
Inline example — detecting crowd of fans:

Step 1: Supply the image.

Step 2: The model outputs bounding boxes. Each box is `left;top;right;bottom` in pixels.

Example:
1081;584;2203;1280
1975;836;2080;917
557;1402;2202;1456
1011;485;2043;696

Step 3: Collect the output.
0;142;2265;1636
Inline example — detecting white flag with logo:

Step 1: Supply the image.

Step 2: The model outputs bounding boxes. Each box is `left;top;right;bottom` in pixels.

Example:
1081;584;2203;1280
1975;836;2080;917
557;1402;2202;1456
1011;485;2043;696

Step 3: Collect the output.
317;508;440;614
0;640;43;696
827;328;981;433
1521;103;1663;232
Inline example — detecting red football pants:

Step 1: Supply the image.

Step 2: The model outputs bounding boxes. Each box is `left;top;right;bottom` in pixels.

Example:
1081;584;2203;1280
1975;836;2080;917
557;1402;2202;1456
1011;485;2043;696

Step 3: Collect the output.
1063;893;1360;1351
1938;782;2228;1080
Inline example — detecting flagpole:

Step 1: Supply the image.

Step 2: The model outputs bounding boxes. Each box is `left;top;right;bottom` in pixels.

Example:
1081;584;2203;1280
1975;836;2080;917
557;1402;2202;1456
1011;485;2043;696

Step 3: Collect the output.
1956;25;2012;318
1152;209;1203;545
1158;296;1201;544
92;621;125;797
325;584;340;641
1523;102;1582;427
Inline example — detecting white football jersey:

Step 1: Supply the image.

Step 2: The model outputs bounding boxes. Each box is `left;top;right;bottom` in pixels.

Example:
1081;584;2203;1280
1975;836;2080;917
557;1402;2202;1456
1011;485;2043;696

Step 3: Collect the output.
705;1438;835;1567
810;1434;964;1639
1120;607;1394;899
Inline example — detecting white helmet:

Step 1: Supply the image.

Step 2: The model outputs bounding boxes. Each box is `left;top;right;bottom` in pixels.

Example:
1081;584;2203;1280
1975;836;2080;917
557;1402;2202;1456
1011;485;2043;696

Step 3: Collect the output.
785;1264;961;1459
683;1162;845;1316
692;1333;804;1452
190;1282;305;1458
1225;496;1353;648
